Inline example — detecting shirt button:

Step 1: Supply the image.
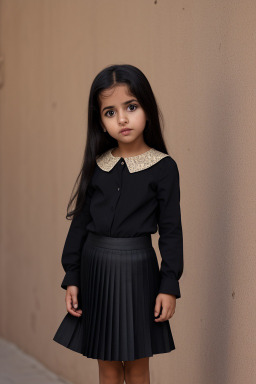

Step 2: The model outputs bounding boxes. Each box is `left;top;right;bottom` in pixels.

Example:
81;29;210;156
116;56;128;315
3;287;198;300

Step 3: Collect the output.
117;187;120;191
121;161;124;165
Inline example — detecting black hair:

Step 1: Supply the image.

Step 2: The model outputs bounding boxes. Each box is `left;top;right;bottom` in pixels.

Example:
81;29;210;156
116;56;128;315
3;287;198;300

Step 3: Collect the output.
66;64;170;220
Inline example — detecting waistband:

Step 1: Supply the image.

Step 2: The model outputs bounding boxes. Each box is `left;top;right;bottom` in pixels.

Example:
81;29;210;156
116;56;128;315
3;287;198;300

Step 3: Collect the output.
86;231;152;250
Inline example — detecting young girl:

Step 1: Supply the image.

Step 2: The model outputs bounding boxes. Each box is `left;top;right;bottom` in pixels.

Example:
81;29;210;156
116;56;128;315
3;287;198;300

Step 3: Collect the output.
53;64;184;383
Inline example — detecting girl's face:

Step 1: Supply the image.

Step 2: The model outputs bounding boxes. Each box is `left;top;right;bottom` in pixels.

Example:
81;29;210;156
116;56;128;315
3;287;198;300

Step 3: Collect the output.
99;84;147;145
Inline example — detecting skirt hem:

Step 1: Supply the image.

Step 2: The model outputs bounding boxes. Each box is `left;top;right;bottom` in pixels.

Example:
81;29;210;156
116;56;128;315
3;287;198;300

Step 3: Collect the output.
52;335;175;361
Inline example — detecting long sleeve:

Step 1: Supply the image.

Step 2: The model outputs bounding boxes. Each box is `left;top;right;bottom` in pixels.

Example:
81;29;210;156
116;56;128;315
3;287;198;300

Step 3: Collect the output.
61;182;94;290
156;157;184;298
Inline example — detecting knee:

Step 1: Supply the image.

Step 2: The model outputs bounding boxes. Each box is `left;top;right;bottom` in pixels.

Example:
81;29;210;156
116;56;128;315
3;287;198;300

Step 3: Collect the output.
125;370;148;384
124;363;149;384
98;361;124;384
100;371;123;384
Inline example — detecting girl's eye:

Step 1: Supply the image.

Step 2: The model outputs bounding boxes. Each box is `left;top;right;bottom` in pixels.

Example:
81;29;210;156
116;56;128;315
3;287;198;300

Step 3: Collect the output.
127;104;138;111
104;104;138;117
105;110;115;117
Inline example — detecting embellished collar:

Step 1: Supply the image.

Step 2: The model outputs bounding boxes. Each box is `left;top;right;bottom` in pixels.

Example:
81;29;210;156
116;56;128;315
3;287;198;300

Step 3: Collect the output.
96;147;170;173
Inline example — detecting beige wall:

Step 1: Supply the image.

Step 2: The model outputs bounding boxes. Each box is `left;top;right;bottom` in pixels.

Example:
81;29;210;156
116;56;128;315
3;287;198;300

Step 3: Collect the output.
0;1;256;383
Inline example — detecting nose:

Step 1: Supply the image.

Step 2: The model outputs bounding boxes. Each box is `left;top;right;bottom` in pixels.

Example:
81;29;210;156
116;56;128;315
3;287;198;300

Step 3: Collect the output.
118;110;128;125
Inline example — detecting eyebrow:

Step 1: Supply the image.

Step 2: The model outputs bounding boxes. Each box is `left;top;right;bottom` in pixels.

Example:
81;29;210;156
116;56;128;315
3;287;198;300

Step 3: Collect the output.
102;99;138;113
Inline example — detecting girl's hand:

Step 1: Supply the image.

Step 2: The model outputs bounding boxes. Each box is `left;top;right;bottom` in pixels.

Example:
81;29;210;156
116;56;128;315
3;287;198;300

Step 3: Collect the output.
154;293;176;322
65;286;82;317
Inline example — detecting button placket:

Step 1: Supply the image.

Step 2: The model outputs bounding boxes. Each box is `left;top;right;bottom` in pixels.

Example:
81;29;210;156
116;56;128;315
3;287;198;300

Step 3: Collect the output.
109;158;125;235
117;158;125;192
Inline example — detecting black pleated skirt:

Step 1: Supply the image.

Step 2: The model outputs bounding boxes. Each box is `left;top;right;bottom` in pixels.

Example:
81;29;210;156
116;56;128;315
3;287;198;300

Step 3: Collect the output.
53;231;175;361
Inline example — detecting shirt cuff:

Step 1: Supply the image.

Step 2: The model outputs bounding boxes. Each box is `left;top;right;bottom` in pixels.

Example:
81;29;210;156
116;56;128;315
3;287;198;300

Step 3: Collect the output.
158;278;181;299
61;270;80;290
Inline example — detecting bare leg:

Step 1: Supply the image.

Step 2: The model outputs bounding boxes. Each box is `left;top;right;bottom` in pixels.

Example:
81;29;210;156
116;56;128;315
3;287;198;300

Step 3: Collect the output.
97;359;125;384
123;357;150;384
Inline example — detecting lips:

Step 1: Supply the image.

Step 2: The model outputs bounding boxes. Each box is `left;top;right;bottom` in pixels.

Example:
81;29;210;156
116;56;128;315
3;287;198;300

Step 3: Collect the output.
120;128;132;133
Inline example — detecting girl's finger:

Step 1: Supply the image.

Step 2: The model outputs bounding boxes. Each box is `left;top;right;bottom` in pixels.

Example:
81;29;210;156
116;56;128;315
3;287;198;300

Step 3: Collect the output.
155;305;168;322
161;305;168;319
65;292;82;317
154;305;163;321
67;300;82;317
67;308;82;317
71;293;79;309
154;299;162;318
167;308;173;319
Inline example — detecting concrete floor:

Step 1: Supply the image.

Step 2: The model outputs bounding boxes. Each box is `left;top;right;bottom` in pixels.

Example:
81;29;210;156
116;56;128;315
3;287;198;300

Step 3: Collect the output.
0;337;71;384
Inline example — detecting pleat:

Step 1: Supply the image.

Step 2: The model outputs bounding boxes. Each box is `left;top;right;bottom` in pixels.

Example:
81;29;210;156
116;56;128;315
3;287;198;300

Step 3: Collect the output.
53;237;176;361
87;246;102;356
126;250;135;359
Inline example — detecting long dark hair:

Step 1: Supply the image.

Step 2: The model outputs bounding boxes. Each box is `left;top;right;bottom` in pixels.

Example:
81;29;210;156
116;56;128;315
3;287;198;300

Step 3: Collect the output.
66;64;170;220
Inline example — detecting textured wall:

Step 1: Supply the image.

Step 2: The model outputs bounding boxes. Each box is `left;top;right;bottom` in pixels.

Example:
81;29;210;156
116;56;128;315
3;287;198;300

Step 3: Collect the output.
0;1;255;383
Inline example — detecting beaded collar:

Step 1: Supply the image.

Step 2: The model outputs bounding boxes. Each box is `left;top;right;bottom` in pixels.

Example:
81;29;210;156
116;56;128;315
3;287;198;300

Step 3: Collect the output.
96;147;170;173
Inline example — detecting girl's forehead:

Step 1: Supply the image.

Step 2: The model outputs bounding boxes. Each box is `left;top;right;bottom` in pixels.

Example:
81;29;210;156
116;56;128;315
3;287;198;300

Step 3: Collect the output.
99;84;134;101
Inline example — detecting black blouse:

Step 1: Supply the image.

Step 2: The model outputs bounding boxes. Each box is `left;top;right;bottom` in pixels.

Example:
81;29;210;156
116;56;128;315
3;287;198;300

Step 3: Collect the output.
60;147;184;298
